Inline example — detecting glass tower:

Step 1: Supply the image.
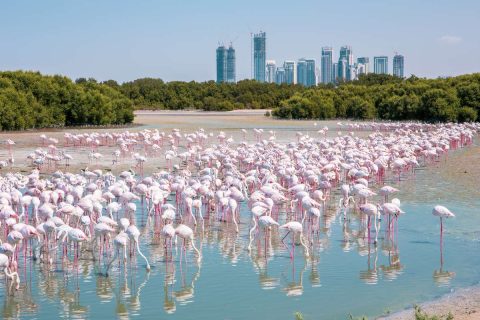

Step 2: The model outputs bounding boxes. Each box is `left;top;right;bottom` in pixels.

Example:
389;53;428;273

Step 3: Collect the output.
393;54;404;78
321;47;333;84
305;59;316;87
253;31;266;82
216;45;227;83
298;58;316;87
297;59;307;86
332;63;338;83
374;56;389;74
337;58;348;82
338;46;353;81
266;60;276;83
275;67;286;84
284;61;296;84
226;45;236;83
357;57;370;74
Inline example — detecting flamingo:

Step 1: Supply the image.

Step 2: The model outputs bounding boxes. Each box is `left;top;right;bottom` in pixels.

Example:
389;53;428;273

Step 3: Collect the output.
126;225;151;271
0;253;19;289
161;223;176;260
432;206;455;251
175;224;201;262
359;203;380;244
279;221;309;259
104;232;129;276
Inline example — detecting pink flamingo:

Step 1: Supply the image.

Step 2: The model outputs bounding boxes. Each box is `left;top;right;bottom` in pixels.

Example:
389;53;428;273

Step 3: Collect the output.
432;205;455;266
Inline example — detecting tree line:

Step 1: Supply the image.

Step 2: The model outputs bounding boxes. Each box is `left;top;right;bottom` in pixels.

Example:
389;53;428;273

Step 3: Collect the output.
0;71;133;130
115;78;305;111
1;71;479;130
271;73;480;122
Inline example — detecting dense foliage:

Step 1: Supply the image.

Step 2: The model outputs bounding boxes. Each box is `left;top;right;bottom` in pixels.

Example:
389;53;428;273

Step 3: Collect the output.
0;71;133;130
272;73;480;122
1;71;479;131
118;78;305;111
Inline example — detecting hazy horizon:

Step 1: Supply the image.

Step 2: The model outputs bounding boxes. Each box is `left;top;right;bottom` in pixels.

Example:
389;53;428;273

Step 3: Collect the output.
1;0;479;83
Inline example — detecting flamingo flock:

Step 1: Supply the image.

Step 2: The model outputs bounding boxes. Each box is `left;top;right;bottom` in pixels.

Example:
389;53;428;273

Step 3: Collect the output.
0;121;476;298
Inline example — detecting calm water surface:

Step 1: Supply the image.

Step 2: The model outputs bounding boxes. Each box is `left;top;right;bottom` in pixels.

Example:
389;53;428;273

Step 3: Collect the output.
1;118;479;320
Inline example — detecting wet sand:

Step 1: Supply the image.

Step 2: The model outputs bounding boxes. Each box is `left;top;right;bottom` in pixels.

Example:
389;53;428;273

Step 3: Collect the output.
378;285;480;319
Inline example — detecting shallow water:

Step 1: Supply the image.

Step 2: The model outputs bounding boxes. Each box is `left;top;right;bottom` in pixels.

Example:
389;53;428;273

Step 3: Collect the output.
1;112;479;320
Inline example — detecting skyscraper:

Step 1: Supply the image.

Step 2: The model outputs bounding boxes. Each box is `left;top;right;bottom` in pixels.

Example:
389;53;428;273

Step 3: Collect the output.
253;31;266;82
284;61;296;84
275;67;286;84
321;47;333;84
217;44;236;83
393;54;404;78
216;45;227;83
357;57;370;74
297;58;316;87
305;59;316;87
266;60;276;83
226;45;236;83
338;46;353;81
337;58;348;82
374;56;389;74
332;63;338;83
297;59;307;86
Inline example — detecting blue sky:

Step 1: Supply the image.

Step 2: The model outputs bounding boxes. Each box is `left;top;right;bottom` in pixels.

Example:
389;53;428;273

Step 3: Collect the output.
0;0;478;82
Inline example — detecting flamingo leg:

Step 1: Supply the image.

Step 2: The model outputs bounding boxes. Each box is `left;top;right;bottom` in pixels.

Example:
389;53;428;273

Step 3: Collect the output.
281;231;292;259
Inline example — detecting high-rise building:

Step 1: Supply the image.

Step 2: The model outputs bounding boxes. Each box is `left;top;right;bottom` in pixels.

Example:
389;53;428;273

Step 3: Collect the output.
352;63;365;80
217;44;236;83
226;45;236;83
338;46;353;81
337;58;348;82
332;63;338;83
297;59;307;86
393;54;404;78
357;57;370;74
253;31;266;82
275;67;286;84
321;47;334;84
374;56;389;74
266;60;276;83
297;58;316;87
305;59;316;87
284;60;296;84
216;45;227;83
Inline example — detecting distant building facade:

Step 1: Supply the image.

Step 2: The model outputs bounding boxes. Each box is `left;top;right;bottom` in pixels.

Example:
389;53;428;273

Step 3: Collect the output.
217;44;236;83
338;46;353;81
266;60;276;83
374;56;389;74
321;47;334;84
337;58;348;82
216;45;227;83
333;62;338;83
297;58;316;86
226;45;236;83
275;67;286;84
253;31;266;82
357;57;370;74
393;54;404;78
284;60;296;84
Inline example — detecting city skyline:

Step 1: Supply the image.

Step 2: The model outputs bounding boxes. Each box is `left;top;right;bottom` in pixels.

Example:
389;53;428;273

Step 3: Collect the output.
246;34;404;85
0;1;478;82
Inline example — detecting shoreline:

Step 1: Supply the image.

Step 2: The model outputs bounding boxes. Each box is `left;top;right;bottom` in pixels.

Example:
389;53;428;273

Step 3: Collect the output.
134;109;270;116
378;284;480;320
